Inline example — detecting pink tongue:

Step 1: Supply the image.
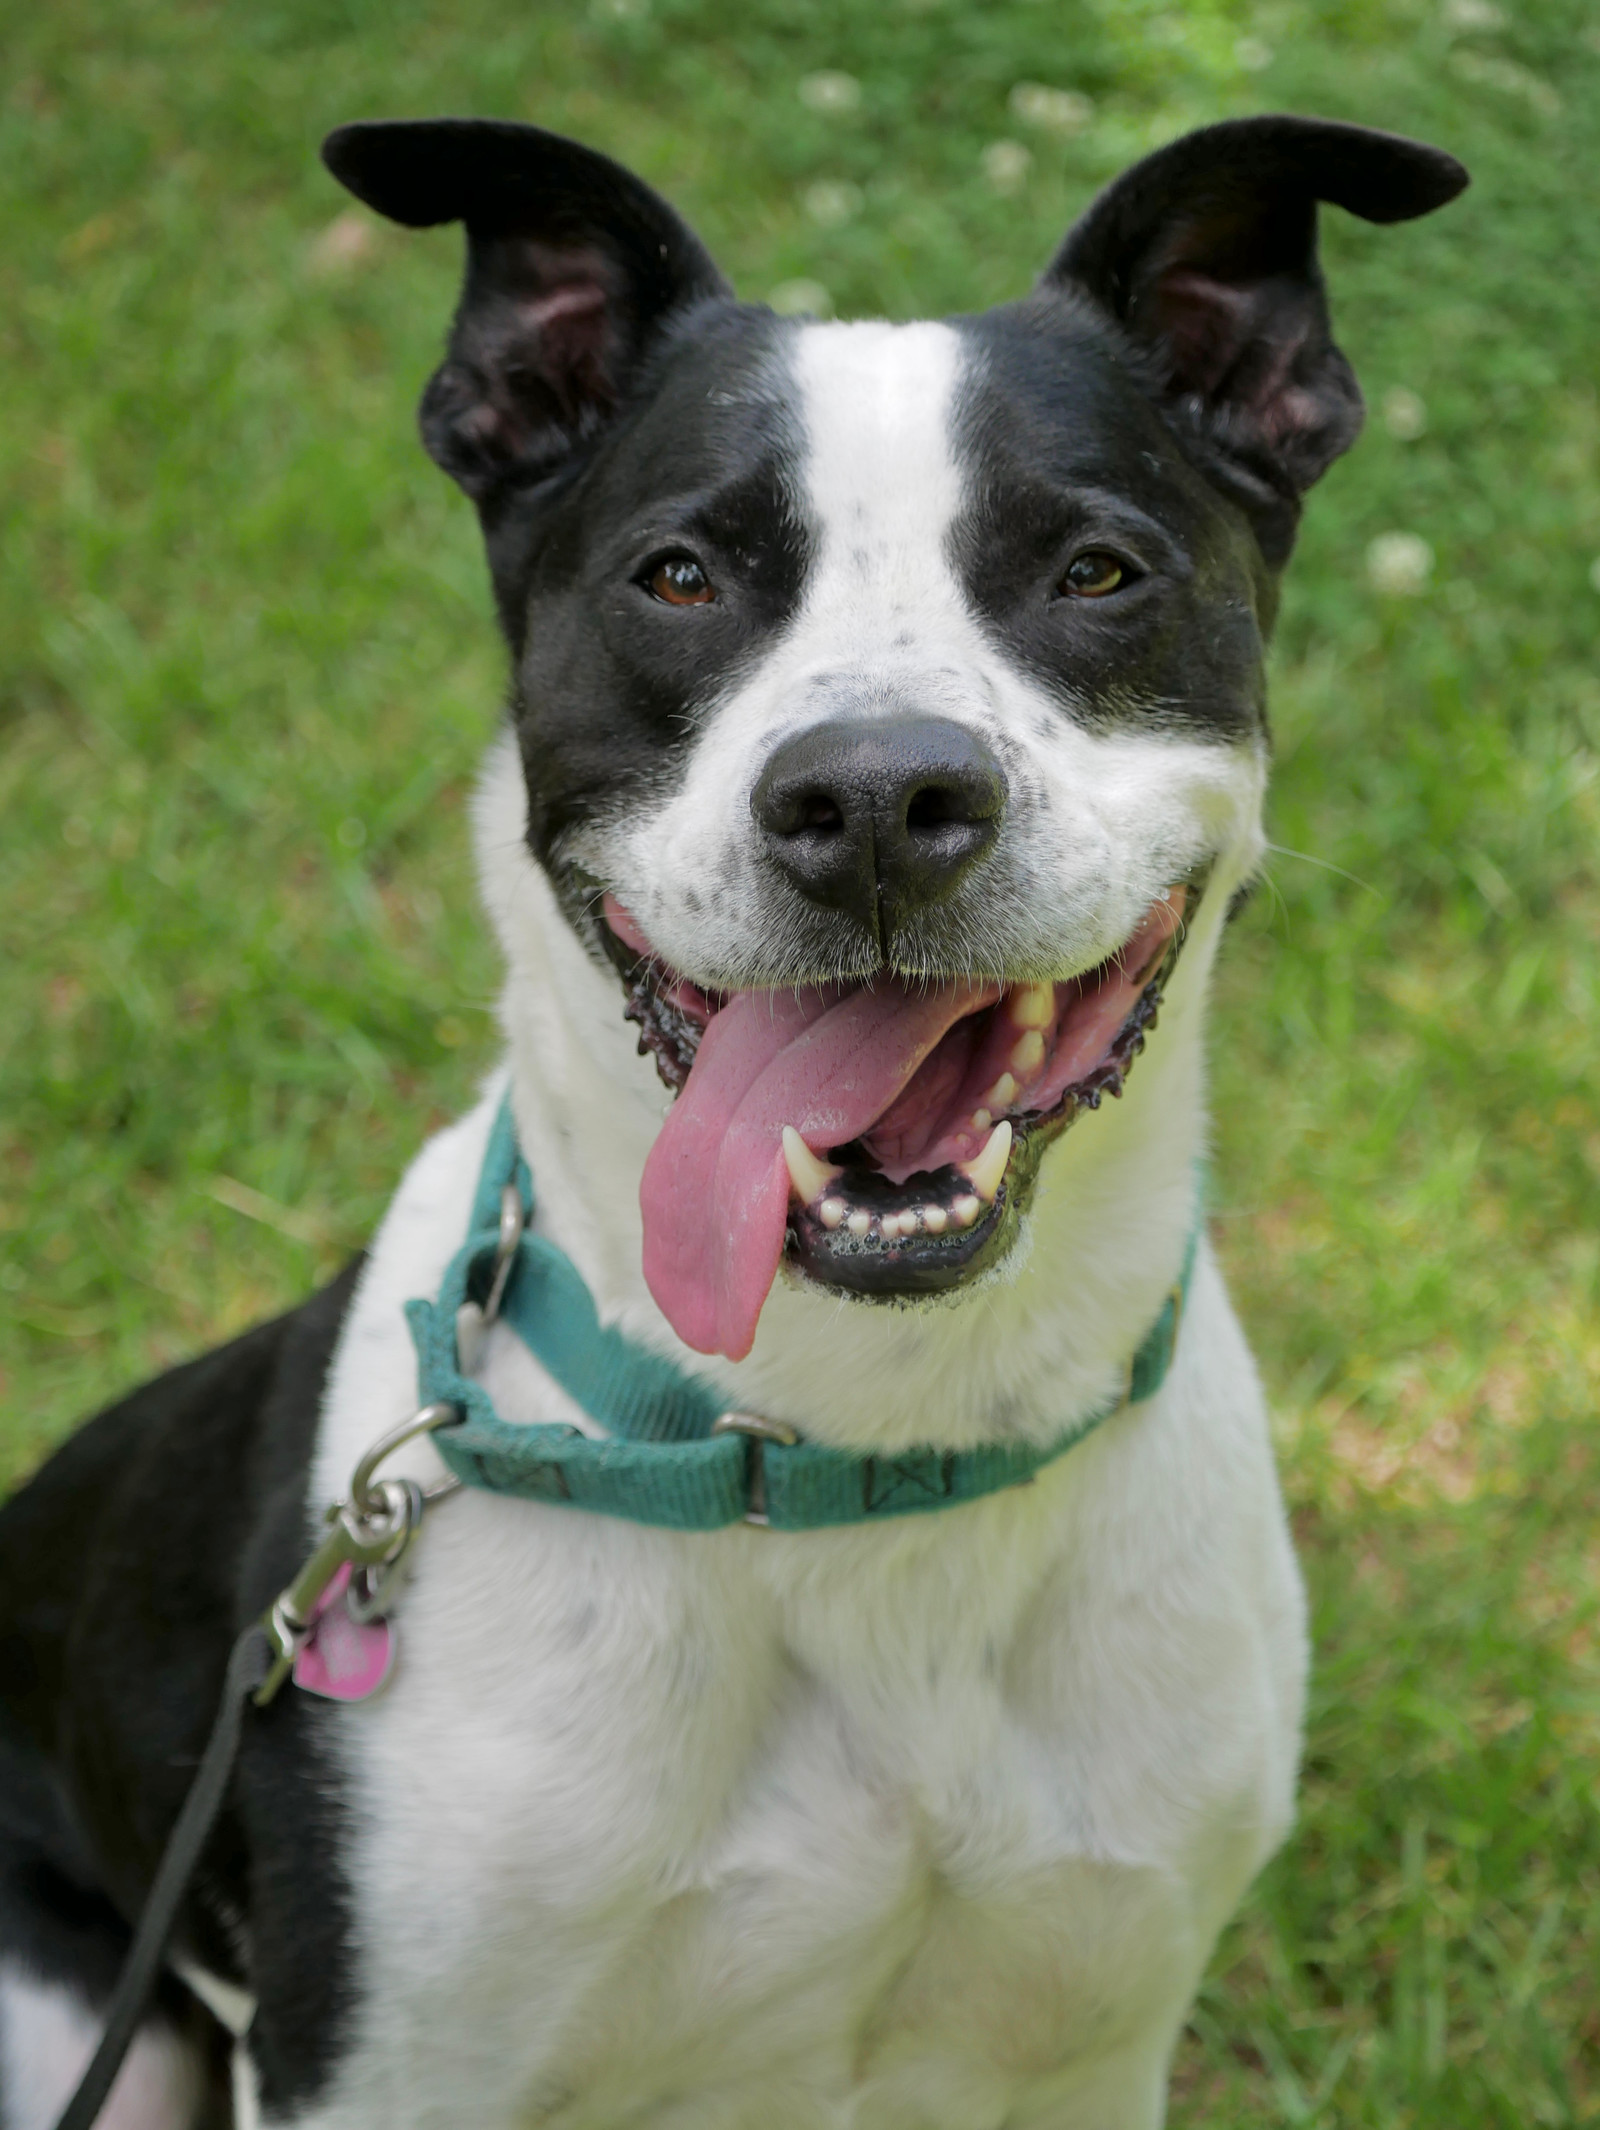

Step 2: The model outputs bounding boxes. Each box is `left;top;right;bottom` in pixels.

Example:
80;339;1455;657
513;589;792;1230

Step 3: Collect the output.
641;978;998;1360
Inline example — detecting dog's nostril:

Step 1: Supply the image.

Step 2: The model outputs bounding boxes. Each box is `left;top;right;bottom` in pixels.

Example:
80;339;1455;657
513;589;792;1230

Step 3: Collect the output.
797;793;844;833
905;783;969;832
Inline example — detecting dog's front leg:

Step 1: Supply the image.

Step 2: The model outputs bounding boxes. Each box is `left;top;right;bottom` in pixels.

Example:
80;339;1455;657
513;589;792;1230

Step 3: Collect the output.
1004;2038;1173;2130
0;1966;228;2130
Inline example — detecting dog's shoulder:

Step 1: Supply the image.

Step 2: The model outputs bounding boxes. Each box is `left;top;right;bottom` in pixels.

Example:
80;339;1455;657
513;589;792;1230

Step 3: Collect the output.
0;1259;363;1897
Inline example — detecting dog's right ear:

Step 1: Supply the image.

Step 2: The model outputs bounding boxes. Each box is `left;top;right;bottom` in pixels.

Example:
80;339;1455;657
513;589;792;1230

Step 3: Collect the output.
322;119;730;504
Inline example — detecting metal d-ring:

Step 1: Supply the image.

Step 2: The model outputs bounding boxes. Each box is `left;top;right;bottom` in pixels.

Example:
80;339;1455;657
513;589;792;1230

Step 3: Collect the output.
349;1401;464;1517
482;1181;526;1327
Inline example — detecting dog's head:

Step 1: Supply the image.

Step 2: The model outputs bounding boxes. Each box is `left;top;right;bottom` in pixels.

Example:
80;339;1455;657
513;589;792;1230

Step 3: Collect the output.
325;115;1464;1362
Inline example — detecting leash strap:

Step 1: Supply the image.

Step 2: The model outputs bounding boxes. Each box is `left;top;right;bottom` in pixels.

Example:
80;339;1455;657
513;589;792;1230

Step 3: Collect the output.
410;1094;1200;1530
51;1626;272;2130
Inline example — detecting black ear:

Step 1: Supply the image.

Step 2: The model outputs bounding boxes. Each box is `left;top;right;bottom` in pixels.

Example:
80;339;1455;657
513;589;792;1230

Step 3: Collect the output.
1047;115;1467;562
322;119;731;504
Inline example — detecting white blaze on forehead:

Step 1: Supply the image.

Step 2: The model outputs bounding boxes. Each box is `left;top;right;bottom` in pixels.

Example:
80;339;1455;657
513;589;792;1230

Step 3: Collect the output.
792;320;968;631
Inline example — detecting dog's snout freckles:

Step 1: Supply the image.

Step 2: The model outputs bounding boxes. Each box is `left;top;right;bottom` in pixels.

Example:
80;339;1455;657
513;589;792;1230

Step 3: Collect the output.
751;712;1006;946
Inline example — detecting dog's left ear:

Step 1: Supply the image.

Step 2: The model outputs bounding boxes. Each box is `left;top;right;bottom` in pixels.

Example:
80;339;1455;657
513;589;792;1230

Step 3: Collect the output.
322;119;730;506
1047;115;1467;562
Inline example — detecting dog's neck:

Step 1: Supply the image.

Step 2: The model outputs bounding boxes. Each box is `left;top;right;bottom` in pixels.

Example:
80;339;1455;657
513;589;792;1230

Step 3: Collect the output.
475;729;1246;1457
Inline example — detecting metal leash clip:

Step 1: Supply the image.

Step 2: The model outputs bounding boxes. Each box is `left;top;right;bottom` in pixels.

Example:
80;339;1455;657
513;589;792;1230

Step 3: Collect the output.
254;1401;461;1706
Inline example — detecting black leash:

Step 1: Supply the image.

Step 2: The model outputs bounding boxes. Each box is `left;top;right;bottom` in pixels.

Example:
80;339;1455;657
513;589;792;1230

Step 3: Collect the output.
53;1625;271;2130
51;1405;451;2130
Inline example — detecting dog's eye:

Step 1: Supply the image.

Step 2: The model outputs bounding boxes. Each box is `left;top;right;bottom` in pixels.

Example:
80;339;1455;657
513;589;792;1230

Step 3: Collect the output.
1059;551;1128;599
646;555;716;606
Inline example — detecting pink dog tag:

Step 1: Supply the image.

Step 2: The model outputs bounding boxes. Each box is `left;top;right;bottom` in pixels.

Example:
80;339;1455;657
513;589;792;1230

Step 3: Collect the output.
292;1562;395;1701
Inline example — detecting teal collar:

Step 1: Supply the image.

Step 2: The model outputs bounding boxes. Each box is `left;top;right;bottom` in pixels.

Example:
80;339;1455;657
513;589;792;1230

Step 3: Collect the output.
406;1095;1198;1532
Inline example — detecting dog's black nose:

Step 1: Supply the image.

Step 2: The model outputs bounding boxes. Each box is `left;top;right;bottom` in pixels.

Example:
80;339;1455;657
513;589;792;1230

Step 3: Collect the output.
752;715;1005;944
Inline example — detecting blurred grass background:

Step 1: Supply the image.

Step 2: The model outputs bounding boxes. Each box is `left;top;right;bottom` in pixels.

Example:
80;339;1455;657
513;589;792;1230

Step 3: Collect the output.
2;0;1597;2120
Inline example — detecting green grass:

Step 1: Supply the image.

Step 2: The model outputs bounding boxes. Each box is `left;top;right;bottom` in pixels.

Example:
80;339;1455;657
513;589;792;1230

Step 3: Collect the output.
3;0;1597;2119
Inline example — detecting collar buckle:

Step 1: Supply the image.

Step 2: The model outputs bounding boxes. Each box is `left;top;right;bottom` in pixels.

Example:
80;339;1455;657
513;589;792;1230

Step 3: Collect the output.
711;1411;799;1527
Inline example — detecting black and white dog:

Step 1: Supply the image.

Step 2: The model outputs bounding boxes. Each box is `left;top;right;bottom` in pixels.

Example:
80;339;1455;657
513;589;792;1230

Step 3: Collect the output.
0;114;1464;2130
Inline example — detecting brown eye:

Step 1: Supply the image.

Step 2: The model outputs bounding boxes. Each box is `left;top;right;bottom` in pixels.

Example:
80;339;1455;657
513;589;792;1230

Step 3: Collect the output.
647;555;715;606
1060;551;1126;598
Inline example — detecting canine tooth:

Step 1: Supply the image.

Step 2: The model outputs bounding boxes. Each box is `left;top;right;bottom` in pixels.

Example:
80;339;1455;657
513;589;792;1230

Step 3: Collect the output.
819;1197;846;1229
1009;982;1054;1029
922;1204;947;1234
952;1194;982;1227
1009;1029;1045;1079
847;1210;872;1237
961;1119;1012;1203
985;1073;1018;1112
782;1125;840;1205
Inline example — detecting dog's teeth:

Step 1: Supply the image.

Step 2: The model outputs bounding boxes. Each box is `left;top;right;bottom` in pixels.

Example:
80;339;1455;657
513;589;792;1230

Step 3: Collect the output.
921;1204;947;1234
881;1212;901;1240
1009;1029;1045;1079
961;1119;1012;1204
898;1209;920;1236
847;1209;872;1238
1009;982;1054;1029
971;1107;992;1133
985;1073;1018;1113
819;1197;846;1229
782;1126;840;1205
951;1194;982;1227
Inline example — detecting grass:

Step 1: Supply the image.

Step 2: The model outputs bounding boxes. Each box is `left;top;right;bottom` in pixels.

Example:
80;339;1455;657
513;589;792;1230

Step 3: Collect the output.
2;0;1597;2119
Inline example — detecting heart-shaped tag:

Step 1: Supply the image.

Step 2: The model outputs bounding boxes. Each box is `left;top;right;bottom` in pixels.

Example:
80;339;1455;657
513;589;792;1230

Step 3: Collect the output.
293;1561;396;1702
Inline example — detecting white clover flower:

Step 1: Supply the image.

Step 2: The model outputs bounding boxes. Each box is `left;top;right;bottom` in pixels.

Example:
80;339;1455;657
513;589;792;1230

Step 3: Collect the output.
981;140;1033;194
1367;532;1435;597
308;212;373;275
798;71;861;114
1234;36;1274;70
803;180;863;228
769;278;834;318
1381;387;1428;441
1449;48;1561;114
1007;83;1094;134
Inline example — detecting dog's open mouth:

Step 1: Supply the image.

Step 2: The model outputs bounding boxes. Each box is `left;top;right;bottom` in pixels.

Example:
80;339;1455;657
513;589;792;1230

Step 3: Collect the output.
603;889;1192;1360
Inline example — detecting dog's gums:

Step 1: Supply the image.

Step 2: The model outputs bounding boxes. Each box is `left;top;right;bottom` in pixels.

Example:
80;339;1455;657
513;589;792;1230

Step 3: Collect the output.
607;887;1191;1356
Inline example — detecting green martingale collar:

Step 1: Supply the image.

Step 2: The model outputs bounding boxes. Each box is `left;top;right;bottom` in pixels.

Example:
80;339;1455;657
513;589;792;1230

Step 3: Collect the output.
405;1094;1200;1533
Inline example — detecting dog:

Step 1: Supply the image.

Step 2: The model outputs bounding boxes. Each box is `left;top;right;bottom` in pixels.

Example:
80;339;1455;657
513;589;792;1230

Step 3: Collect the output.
0;113;1465;2130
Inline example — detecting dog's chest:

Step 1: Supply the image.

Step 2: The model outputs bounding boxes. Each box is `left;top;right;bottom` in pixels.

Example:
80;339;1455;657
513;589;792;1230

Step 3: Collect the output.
305;1100;1294;2126
331;1483;1218;2130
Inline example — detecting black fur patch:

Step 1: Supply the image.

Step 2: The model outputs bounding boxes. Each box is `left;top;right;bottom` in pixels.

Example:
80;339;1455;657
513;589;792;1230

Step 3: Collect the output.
0;1263;364;2114
948;298;1270;742
508;307;814;907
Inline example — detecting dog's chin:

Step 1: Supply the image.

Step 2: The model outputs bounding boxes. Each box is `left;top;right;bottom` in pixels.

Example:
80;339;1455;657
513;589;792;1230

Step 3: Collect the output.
599;875;1204;1315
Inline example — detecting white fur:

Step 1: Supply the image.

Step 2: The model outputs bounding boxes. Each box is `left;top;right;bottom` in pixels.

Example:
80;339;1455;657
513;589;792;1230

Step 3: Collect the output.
279;319;1302;2128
